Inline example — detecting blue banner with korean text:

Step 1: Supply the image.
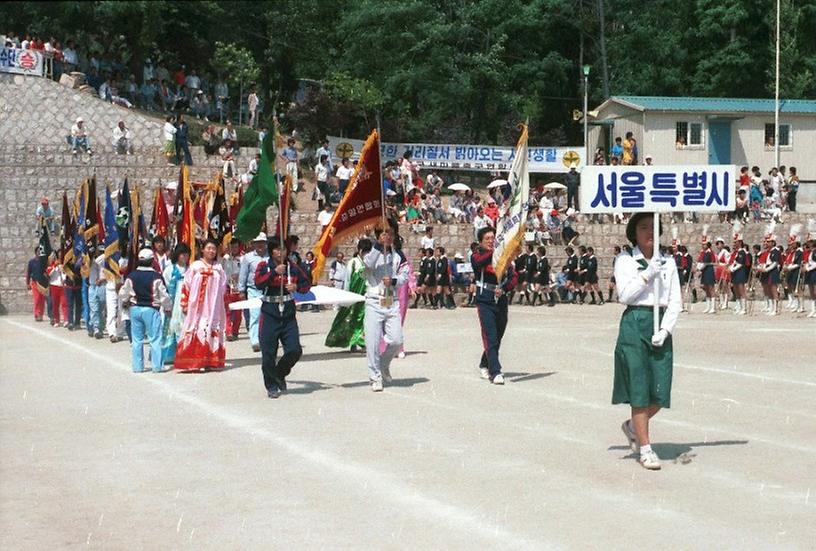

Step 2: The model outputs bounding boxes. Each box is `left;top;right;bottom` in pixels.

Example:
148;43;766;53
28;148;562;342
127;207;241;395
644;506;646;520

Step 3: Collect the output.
579;165;736;213
328;136;584;173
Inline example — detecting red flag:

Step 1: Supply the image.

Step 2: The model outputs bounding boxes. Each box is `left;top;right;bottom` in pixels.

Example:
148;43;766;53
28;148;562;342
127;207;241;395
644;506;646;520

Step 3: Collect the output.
312;129;383;279
151;187;169;239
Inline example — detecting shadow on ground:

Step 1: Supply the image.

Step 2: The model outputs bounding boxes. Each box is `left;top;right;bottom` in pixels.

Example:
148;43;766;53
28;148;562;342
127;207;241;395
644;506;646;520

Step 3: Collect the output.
608;439;749;460
503;371;557;383
340;377;430;389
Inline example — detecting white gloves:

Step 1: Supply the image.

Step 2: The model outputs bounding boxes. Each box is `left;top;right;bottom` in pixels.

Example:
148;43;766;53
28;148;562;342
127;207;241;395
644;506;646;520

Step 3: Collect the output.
641;258;663;282
651;329;669;347
695;262;705;271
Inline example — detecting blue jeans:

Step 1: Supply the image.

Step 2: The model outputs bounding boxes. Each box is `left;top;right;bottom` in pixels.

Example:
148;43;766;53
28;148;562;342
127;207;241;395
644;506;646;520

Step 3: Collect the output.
88;283;106;335
130;306;163;373
82;278;89;328
247;287;263;347
64;286;82;327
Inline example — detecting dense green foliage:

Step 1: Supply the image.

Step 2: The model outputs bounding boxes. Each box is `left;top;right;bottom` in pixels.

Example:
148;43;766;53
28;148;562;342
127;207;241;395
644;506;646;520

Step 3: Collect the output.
4;0;815;145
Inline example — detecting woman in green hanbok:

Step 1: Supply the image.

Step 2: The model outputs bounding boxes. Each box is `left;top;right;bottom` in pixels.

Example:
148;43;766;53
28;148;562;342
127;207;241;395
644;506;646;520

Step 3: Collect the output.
325;239;370;351
161;243;191;364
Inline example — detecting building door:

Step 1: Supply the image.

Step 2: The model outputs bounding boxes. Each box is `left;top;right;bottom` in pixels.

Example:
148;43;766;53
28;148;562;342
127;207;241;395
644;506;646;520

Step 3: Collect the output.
708;121;731;164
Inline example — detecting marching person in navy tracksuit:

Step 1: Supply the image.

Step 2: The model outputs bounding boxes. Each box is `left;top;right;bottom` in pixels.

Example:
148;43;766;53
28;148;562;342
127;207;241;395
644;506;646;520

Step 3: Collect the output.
471;226;518;385
255;237;312;399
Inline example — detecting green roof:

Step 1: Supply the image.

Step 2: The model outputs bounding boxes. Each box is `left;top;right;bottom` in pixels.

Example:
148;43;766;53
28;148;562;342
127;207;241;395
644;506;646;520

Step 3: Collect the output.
611;96;816;114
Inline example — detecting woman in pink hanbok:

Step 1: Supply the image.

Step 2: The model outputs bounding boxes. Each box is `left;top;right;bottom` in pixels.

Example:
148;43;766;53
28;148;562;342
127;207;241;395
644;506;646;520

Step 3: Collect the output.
175;239;228;371
380;252;417;358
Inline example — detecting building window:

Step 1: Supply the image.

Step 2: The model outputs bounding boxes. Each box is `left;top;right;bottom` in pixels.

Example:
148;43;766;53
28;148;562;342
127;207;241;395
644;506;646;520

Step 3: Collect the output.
764;123;791;148
676;122;702;147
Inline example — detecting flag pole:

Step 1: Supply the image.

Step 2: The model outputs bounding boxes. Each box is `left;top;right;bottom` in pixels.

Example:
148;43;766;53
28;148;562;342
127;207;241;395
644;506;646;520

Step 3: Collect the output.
272;115;287;312
376;112;385;228
653;212;660;336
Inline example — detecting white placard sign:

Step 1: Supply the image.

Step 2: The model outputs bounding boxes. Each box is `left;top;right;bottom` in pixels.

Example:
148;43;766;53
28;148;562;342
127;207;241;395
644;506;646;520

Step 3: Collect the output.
579;165;737;213
328;136;584;173
0;47;44;76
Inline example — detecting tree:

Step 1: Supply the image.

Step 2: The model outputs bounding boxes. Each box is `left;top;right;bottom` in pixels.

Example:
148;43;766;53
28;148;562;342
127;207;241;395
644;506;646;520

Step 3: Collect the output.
212;42;260;125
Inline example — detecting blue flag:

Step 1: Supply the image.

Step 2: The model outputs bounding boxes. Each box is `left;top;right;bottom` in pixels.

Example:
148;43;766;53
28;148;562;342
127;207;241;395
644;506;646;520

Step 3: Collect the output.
103;186;121;282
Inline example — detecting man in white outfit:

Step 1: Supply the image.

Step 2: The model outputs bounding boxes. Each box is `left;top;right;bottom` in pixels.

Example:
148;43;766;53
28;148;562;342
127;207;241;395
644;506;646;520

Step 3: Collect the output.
363;227;409;392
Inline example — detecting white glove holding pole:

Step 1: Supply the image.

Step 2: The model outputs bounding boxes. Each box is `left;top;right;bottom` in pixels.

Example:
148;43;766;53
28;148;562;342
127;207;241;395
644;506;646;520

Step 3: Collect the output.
651;328;669;347
641;257;662;282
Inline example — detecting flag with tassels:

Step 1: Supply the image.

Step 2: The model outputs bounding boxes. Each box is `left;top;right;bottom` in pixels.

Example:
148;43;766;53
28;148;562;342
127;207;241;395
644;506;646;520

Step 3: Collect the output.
34;216;52;296
150;186;170;239
60;192;77;280
73;181;87;272
174;165;196;258
312;129;383;282
493;123;530;280
274;173;291;239
234;130;278;242
103;185;122;282
209;178;231;246
226;183;243;247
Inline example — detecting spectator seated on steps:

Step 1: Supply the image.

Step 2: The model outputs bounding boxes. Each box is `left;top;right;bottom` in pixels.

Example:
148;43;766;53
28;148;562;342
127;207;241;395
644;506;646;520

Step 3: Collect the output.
66;117;92;156
112;121;133;155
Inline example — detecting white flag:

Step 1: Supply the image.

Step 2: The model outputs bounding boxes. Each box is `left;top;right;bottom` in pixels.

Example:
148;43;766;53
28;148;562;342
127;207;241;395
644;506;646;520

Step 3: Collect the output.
493;124;530;279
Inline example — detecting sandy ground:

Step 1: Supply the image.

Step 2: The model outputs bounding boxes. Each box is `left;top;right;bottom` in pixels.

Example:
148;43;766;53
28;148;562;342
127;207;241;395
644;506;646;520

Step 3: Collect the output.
1;304;814;550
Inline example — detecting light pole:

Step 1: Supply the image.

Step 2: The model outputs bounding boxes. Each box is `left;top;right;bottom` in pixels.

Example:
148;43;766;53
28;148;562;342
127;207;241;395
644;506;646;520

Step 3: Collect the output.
582;64;591;164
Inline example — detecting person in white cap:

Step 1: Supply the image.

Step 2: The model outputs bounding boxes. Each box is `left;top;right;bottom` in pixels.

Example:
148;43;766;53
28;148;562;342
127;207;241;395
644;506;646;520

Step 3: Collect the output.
118;248;172;373
69;117;92;156
643;155;653;166
238;232;269;352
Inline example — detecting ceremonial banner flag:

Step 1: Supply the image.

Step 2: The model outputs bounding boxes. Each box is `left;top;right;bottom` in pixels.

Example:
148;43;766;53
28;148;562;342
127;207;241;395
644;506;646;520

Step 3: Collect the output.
234;131;278;242
493;123;530;280
83;177;100;242
34;216;52;296
150;186;170;239
73;181;87;268
208;179;230;246
274;174;291;239
226;184;243;247
60;192;77;279
312;129;382;280
103;186;122;282
174;165;196;258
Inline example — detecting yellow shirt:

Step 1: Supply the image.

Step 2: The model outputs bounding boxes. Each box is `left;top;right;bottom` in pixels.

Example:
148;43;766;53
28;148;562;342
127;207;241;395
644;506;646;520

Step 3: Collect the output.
622;139;634;165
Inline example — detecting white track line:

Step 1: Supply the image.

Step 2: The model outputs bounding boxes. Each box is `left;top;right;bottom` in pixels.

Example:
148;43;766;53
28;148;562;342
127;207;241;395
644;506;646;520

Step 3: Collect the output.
2;318;543;551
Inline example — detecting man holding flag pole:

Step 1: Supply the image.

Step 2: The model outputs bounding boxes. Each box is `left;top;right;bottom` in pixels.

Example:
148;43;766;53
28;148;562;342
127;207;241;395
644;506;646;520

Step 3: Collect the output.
470;123;526;385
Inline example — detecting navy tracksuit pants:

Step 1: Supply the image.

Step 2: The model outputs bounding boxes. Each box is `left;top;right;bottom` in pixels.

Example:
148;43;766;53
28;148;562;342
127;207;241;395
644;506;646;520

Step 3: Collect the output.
476;297;509;377
259;302;303;390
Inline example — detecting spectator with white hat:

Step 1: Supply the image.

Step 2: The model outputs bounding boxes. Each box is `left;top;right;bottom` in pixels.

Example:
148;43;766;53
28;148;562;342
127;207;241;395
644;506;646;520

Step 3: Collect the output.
68;117;92;156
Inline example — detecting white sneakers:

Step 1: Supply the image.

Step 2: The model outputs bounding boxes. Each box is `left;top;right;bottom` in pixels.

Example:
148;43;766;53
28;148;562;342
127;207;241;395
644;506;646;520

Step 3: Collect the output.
371;379;383;392
479;367;490;379
639;450;662;470
492;374;505;385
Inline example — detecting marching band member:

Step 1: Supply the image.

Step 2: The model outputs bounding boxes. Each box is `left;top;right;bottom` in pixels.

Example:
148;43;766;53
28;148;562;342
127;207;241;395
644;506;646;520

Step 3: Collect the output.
471;226;518;385
804;232;816;318
613;213;682;471
783;225;804;312
728;225;749;315
696;229;717;314
714;237;730;310
757;224;781;316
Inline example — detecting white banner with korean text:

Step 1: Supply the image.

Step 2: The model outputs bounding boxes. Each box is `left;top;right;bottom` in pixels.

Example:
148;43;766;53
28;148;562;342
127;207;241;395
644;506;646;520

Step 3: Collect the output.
579;165;737;213
0;47;44;76
328;136;584;173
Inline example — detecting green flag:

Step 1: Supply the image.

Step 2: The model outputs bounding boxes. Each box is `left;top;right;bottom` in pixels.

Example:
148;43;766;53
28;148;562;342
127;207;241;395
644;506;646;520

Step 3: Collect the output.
234;132;278;242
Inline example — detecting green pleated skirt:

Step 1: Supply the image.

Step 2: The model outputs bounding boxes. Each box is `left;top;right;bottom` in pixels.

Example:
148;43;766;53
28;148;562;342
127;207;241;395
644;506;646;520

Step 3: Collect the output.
612;306;673;408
